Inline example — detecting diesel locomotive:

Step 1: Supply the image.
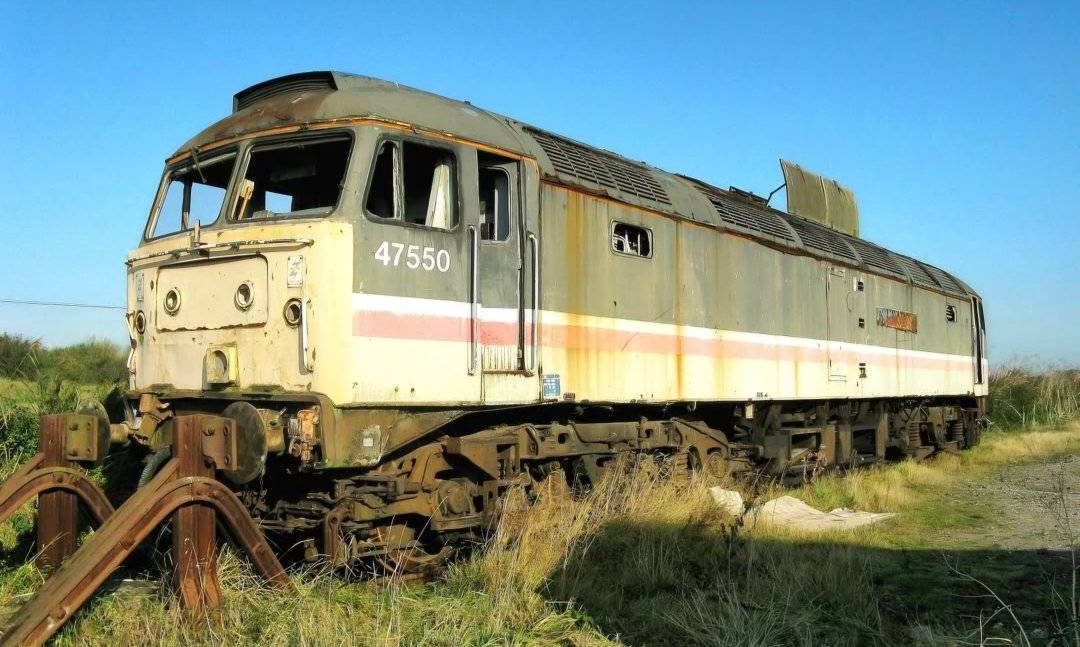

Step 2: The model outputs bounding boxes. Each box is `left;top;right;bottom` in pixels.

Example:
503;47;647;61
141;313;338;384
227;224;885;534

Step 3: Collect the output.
104;71;988;570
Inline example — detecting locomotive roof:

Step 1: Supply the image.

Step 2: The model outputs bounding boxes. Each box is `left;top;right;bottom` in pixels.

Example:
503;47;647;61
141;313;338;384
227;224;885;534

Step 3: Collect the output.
178;71;974;298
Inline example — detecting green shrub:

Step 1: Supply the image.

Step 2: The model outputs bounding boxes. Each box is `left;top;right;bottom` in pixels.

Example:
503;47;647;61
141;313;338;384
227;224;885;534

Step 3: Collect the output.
0;333;41;379
0;377;84;466
989;363;1080;429
39;338;127;385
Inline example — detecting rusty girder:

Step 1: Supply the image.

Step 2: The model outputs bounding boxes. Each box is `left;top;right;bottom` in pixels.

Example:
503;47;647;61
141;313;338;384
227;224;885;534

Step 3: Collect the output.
0;465;114;527
0;415;291;647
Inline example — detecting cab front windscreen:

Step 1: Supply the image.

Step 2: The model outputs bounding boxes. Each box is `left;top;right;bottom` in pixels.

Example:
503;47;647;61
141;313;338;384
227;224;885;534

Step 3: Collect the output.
147;151;236;239
145;133;353;239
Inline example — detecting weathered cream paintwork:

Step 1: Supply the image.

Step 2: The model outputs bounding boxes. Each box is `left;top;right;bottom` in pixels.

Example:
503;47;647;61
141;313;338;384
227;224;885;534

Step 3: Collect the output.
155;257;268;331
128;221;354;402
128;73;987;414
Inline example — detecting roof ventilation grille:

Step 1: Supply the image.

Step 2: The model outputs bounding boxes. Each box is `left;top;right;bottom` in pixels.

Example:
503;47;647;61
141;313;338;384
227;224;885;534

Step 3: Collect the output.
526;127;671;206
787;217;860;263
895;255;939;288
921;263;964;293
685;178;798;245
233;71;338;113
845;236;906;277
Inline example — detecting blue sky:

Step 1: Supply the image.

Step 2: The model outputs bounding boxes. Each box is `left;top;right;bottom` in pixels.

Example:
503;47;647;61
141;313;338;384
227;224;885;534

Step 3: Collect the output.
1;1;1077;365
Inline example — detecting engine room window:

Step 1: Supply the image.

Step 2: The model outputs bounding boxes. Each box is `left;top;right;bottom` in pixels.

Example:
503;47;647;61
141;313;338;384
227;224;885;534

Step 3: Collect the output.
479;166;511;241
365;139;457;230
149;151;236;238
611;222;652;258
236;136;351;220
945;304;957;322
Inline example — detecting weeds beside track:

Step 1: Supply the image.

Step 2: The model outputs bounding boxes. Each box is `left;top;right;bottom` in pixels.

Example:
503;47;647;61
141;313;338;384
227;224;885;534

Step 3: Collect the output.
0;364;1076;646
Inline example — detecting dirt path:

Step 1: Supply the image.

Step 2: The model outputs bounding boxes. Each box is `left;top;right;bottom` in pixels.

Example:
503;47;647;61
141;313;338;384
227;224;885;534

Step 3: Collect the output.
954;452;1080;551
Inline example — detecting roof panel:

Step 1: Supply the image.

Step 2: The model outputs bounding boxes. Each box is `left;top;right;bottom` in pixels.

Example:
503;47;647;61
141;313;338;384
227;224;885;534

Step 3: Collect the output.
787;216;860;264
921;263;965;293
683;178;799;246
895;255;939;288
845;236;906;277
526;128;671;206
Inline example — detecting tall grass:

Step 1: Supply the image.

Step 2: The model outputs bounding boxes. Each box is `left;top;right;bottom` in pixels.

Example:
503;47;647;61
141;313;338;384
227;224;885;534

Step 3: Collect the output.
0;365;1077;645
989;363;1080;429
2;422;1066;646
0;377;85;469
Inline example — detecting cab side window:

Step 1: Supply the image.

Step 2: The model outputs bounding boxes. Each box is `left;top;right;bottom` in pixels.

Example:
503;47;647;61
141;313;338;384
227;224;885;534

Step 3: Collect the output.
366;139;457;230
478;166;511;241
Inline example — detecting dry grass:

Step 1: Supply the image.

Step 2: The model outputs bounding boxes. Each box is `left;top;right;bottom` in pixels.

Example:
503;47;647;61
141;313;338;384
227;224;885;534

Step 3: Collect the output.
0;366;1077;645
0;422;1070;646
990;363;1080;429
799;421;1080;516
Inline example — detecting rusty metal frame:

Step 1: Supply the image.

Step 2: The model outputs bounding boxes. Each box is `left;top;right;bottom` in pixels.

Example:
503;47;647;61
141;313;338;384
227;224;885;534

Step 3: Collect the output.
1;415;291;647
0;466;114;528
0;415;117;574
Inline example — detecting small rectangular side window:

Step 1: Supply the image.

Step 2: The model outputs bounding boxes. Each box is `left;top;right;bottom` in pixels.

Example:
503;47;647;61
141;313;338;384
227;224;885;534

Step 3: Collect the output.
611;222;652;258
945;304;957;322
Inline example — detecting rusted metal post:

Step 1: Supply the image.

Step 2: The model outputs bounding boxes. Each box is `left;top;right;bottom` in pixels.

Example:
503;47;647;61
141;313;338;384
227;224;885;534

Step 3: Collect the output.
35;415;79;573
172;415;223;618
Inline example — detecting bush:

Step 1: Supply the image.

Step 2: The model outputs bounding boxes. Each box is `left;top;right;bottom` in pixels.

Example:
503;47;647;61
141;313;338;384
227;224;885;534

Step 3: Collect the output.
0;377;83;466
0;336;126;466
39;338;127;385
989;363;1080;429
0;333;41;379
0;335;126;384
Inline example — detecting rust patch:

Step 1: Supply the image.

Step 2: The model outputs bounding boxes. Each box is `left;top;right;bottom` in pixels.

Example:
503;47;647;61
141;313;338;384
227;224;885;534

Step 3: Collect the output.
876;307;918;333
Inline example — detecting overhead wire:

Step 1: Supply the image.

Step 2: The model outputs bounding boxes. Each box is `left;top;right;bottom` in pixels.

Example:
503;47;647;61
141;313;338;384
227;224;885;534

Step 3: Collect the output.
0;298;125;310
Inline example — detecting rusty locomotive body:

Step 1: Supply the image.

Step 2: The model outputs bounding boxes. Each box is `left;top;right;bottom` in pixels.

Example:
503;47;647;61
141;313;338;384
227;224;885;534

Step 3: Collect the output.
9;72;990;587
121;71;988;568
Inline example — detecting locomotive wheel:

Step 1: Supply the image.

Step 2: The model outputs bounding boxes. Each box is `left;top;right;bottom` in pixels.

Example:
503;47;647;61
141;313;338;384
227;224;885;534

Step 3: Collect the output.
372;524;452;576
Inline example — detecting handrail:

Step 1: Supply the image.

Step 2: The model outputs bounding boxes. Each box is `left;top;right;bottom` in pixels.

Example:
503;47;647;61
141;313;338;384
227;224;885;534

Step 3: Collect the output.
467;226;479;376
300;294;313;372
126;237;314;265
527;232;539;374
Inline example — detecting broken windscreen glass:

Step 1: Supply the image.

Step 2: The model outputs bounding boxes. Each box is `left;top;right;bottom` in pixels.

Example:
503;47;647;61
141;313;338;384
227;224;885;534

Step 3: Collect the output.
149;151;236;238
235;136;351;220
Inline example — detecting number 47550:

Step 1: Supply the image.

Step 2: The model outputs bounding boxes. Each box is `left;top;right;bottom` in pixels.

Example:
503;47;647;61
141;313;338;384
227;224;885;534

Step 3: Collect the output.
374;241;452;272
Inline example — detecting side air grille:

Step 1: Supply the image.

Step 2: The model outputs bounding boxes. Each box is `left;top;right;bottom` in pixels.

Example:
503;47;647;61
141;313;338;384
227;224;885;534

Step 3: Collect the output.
845;237;905;277
526;128;671;205
234;72;338;113
895;255;939;288
687;179;797;245
787;217;860;264
921;263;965;293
